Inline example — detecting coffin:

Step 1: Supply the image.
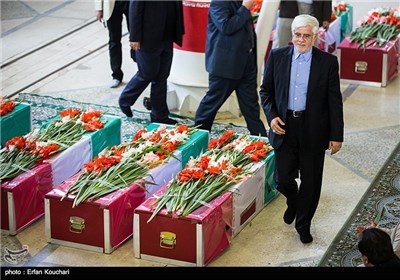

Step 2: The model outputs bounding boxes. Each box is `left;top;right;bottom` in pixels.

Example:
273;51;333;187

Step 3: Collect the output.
1;115;121;235
337;37;399;87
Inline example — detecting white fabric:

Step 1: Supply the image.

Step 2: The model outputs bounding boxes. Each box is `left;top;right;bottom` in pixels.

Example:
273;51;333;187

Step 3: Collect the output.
94;0;116;21
231;161;266;236
255;0;281;86
318;17;341;54
144;150;182;199
47;136;91;188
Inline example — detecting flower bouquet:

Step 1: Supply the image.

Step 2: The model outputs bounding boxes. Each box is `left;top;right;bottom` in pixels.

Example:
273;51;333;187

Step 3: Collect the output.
147;130;273;223
133;131;276;266
44;124;208;253
0;97;16;116
0;108;106;181
0;98;31;148
349;7;400;49
331;1;348;21
61;124;198;207
250;0;263;23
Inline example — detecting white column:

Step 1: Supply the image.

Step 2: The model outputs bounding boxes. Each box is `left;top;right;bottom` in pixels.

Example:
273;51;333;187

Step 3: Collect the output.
255;0;281;87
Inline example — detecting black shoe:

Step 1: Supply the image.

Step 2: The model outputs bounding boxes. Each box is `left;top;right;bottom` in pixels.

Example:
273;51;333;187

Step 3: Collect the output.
152;118;178;125
283;206;296;225
120;105;133;118
299;232;313;244
143;97;152;110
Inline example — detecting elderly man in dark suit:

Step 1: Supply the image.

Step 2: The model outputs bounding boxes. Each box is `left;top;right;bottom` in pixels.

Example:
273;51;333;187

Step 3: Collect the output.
260;14;343;243
119;0;184;125
194;0;267;136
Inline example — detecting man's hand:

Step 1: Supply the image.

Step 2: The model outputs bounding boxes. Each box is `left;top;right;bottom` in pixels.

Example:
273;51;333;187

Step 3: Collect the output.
355;219;377;236
329;141;342;155
242;0;254;10
95;10;103;22
270;117;285;135
130;42;141;51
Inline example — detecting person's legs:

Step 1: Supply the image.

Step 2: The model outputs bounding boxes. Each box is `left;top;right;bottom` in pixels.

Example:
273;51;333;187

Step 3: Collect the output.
274;113;305;226
295;150;325;242
274;142;300;225
107;2;124;83
272;17;294;49
194;75;236;132
118;49;159;117
297;2;313;15
235;52;267;137
149;42;174;123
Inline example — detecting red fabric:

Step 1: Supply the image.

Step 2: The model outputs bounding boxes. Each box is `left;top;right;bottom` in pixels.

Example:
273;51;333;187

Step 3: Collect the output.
338;37;399;83
174;1;210;53
1;163;52;232
135;186;233;265
46;173;146;251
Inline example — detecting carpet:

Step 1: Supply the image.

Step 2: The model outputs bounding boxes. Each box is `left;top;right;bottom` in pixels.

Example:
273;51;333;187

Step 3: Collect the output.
15;93;250;142
319;142;400;267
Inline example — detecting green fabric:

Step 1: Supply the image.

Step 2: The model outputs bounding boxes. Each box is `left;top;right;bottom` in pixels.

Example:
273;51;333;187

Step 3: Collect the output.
340;5;353;41
248;135;278;204
146;123;209;168
263;151;278;204
40;113;122;158
87;115;121;158
178;130;209;168
0;103;31;148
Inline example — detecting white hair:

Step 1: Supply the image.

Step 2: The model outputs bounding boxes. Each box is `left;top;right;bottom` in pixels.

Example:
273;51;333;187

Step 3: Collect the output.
291;14;319;34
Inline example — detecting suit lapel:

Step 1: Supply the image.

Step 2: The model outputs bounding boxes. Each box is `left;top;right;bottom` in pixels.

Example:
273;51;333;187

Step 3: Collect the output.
282;46;293;112
306;47;320;107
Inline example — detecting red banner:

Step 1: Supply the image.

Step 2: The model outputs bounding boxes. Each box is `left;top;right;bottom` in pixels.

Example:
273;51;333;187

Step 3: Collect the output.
174;0;210;53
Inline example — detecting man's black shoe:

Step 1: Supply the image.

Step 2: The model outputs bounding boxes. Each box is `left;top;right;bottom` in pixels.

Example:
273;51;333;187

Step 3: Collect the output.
152;118;178;125
283;206;296;225
120;105;133;118
143;97;152;110
299;232;313;244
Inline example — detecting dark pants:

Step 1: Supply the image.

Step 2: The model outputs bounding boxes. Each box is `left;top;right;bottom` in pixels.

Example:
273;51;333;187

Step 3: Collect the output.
274;113;325;234
107;0;129;81
194;52;267;137
119;41;173;122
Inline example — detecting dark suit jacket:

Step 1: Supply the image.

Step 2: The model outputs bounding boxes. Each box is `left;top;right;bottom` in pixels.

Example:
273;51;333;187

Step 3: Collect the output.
205;0;255;80
260;45;344;151
128;0;184;51
278;0;332;26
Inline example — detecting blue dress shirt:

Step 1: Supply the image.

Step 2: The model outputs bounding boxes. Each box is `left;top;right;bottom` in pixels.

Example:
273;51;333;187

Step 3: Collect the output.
288;48;312;111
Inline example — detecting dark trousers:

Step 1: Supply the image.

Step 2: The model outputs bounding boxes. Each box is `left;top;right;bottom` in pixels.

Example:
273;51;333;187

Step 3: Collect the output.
119;41;173;122
194;52;267;136
274;113;325;234
107;0;129;81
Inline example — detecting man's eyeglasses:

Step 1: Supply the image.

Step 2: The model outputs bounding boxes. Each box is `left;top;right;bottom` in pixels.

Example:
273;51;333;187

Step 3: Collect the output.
293;33;314;40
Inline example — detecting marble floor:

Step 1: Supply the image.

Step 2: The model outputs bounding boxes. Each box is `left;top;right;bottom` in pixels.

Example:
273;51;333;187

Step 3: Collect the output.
1;0;400;269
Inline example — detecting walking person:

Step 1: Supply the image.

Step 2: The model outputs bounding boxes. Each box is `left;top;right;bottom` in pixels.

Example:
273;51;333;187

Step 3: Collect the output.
119;0;184;124
194;0;267;136
260;14;344;243
95;0;130;88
